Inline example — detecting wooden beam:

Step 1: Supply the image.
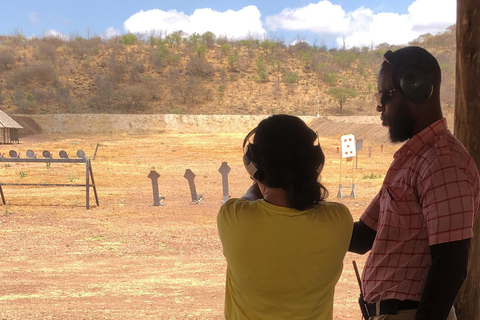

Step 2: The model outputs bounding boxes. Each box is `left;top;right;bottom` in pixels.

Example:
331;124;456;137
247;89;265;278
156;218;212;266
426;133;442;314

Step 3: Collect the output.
454;1;480;319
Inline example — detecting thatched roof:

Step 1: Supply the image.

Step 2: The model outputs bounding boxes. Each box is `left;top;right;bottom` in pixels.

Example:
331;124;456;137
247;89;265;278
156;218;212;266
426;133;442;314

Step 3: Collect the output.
0;110;23;129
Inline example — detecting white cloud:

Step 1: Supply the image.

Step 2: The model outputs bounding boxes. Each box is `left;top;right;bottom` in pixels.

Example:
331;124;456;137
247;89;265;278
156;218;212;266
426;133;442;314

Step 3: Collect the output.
265;1;349;34
338;0;456;48
29;12;40;23
264;0;456;48
43;29;68;40
408;0;456;33
123;5;266;39
103;27;121;39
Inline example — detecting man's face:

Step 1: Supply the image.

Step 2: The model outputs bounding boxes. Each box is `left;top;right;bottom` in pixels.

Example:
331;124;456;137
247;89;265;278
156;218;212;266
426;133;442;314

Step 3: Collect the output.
377;64;415;143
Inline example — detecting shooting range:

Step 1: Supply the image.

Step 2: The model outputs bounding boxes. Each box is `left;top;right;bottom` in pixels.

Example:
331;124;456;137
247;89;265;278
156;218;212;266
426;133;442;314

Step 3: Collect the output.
2;2;478;316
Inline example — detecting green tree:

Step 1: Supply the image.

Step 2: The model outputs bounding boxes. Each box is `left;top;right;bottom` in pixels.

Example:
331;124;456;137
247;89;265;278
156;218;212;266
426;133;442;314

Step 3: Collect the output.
327;87;357;113
120;34;137;45
201;31;216;48
255;54;269;83
227;54;239;71
324;72;338;86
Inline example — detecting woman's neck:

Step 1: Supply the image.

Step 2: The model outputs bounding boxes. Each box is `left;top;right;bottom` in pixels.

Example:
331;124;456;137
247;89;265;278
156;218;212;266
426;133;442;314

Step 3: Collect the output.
259;182;290;207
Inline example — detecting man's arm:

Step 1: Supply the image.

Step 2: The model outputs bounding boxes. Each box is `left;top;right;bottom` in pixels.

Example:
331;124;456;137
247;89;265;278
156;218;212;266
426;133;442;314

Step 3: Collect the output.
415;238;471;320
348;220;377;254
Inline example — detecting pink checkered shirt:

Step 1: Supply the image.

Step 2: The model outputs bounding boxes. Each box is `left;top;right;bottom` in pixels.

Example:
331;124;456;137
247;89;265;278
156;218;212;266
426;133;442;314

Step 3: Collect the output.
361;118;480;302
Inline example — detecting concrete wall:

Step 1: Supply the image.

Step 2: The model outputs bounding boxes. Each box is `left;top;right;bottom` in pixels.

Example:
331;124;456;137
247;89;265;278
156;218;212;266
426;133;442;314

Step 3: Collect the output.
17;114;327;134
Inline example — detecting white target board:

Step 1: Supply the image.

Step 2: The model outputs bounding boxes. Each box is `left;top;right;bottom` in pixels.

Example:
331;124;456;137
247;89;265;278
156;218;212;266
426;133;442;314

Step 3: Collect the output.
341;134;356;158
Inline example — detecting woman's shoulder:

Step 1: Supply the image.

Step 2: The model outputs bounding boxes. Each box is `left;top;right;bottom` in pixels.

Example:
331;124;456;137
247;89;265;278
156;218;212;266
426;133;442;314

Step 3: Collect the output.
218;198;258;217
316;201;349;212
313;201;353;223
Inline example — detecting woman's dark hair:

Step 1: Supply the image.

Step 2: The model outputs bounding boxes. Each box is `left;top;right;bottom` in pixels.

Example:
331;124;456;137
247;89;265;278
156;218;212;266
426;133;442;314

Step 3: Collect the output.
251;114;328;210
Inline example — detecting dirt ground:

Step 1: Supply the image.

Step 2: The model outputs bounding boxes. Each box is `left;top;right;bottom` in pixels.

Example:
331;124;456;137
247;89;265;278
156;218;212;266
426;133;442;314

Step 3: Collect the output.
0;123;401;319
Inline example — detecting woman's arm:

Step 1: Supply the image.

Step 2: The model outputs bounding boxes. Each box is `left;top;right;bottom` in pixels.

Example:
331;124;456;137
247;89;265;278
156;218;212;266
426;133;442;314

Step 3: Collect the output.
241;181;264;201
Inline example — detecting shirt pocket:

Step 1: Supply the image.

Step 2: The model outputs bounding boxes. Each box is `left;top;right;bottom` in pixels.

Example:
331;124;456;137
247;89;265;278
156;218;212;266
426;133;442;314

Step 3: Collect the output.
381;182;424;230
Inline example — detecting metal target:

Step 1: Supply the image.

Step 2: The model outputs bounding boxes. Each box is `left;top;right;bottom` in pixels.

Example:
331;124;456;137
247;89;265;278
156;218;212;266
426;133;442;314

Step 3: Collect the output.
59;150;69;159
0;149;98;209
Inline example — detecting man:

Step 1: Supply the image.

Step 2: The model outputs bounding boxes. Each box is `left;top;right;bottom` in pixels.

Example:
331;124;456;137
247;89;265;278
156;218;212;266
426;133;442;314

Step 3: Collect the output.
349;46;480;320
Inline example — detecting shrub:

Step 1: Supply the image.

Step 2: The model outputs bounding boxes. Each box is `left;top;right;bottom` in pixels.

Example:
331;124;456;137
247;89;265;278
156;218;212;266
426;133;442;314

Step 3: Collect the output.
255;70;269;83
283;72;298;84
221;44;231;56
0;50;15;70
120;34;137;45
7;63;57;87
35;40;57;61
114;84;149;112
195;44;207;58
186;56;214;78
324;72;338;85
227;54;238;71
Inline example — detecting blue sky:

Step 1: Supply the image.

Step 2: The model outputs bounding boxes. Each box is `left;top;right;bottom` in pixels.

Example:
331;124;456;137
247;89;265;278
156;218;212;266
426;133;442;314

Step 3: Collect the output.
1;0;456;48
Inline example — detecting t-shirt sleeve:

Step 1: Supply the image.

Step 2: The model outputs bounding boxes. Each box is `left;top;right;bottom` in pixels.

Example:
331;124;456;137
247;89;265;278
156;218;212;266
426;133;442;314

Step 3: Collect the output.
217;198;240;242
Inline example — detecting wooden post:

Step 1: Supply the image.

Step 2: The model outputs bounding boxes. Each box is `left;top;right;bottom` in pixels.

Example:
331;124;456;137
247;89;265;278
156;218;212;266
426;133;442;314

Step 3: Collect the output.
454;1;480;318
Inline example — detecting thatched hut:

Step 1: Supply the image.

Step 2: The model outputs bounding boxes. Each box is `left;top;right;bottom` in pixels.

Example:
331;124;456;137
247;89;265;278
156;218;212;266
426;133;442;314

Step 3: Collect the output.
0;110;23;143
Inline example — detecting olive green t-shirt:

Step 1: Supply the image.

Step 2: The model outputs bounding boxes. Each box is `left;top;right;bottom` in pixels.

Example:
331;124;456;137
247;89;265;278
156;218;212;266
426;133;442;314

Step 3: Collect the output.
217;199;353;320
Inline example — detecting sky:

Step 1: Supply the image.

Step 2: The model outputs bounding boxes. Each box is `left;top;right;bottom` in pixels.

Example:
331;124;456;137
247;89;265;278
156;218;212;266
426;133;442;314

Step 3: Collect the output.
0;0;456;49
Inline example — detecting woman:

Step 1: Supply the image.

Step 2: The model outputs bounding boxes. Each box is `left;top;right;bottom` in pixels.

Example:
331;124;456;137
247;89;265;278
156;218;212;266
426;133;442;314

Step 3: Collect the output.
217;114;353;320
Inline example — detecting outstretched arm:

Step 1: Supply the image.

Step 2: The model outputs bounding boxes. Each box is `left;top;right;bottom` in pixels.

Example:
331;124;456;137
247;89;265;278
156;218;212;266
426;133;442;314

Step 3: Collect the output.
241;181;264;201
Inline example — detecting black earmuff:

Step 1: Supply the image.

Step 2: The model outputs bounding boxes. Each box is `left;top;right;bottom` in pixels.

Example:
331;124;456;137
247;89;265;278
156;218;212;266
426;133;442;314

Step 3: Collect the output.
243;128;261;179
384;50;433;103
243;143;260;179
313;144;325;174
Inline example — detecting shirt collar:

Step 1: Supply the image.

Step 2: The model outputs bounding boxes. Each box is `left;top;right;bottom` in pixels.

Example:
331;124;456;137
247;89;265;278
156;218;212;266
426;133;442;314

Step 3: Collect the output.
394;118;448;159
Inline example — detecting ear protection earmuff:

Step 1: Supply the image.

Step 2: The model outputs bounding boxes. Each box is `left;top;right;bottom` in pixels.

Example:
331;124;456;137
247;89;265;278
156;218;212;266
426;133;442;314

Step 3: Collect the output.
242;128;260;179
383;50;433;103
242;128;325;180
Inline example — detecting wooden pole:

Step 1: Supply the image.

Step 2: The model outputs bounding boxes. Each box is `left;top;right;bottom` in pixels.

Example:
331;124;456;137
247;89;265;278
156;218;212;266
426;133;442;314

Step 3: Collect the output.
454;1;480;318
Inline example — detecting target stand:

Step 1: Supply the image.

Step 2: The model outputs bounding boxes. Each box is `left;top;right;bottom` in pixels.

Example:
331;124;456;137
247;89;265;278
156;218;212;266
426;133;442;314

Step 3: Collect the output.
337;134;357;199
0;149;99;209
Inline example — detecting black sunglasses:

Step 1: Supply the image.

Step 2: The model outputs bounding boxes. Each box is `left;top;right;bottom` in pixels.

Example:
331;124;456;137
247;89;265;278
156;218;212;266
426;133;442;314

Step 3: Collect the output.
374;88;397;106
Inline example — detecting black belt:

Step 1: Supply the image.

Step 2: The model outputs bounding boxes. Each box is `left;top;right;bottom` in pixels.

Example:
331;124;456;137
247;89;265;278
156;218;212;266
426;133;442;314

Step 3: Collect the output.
366;299;419;316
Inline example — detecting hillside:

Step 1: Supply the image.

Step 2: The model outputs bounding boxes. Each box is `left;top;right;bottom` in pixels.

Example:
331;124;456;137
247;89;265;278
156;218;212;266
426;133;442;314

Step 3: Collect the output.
0;27;456;117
